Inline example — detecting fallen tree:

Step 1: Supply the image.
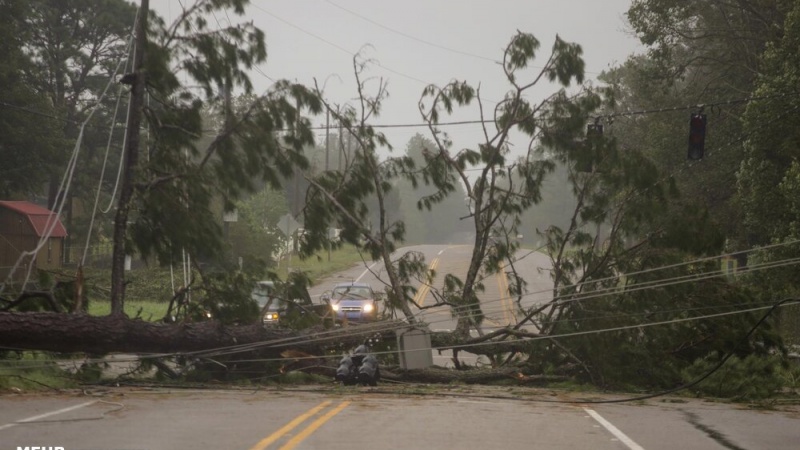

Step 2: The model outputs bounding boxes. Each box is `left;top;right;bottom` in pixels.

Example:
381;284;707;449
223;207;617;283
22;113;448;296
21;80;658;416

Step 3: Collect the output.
0;312;399;356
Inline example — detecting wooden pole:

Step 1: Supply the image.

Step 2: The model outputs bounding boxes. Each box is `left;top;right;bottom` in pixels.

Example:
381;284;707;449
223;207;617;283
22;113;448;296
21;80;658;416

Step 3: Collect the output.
110;0;148;315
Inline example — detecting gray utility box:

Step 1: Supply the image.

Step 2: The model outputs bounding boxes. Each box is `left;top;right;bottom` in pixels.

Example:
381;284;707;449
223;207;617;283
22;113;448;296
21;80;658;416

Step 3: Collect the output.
396;327;433;370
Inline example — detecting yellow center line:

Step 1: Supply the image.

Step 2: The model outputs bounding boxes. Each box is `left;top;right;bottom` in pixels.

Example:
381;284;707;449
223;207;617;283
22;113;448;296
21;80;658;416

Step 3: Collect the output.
415;257;439;307
505;270;519;323
279;401;351;450
248;401;332;450
497;272;509;325
483;276;504;327
497;263;514;325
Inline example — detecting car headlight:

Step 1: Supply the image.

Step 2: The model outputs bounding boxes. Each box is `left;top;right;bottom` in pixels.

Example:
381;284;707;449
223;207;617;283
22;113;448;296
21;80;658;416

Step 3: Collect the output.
331;303;340;312
264;313;278;321
363;303;374;313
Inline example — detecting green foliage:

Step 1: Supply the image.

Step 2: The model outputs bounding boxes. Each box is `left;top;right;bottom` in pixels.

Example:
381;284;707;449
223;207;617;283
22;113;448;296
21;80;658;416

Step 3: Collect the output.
531;270;786;390
194;261;266;325
610;0;791;253
16;0;138;260
299;53;423;321
128;3;321;271
278;244;366;281
518;0;800;396
0;0;65;198
418;30;590;334
738;2;800;241
682;354;788;400
225;185;289;266
627;0;788;83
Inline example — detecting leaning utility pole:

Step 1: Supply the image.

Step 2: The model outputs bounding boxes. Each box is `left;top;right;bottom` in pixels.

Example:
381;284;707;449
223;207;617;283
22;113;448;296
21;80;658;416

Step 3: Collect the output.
110;0;149;315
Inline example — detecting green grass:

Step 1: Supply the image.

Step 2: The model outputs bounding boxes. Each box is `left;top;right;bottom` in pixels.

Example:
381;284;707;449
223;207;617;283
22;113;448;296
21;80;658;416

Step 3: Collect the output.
84;265;173;321
0;352;77;392
275;244;369;283
87;299;170;321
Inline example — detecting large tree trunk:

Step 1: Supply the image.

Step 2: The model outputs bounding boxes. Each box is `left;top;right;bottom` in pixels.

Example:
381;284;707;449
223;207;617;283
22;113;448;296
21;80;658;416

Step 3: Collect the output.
0;313;399;355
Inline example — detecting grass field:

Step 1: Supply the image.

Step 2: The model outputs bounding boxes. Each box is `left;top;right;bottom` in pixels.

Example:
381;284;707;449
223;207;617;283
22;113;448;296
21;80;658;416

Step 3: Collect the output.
275;244;368;282
87;299;171;321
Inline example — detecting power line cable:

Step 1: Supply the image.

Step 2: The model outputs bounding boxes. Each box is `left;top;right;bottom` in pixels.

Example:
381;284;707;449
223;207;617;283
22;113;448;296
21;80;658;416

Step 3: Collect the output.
5;253;796;370
175;254;799;361
8;297;781;370
249;3;429;87
4;296;796;372
235;298;796;405
189;249;800;358
324;0;501;64
396;238;800;321
184;298;800;365
6;91;794;135
82;12;138;265
599;92;800;121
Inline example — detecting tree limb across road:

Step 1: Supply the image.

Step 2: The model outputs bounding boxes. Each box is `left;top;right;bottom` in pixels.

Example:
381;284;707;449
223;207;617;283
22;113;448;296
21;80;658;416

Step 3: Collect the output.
0;313;397;355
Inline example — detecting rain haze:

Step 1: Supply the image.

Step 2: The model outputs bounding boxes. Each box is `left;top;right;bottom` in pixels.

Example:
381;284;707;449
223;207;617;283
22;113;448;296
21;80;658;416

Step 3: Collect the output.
155;0;643;155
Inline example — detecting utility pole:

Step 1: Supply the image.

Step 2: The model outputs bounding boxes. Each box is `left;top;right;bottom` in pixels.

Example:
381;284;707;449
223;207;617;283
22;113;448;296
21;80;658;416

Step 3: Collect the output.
325;110;330;173
325;109;331;261
110;0;148;315
222;82;234;243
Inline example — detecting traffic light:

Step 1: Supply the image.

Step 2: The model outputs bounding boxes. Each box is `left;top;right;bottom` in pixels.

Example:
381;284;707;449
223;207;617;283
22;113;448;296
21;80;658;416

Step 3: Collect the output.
688;113;707;160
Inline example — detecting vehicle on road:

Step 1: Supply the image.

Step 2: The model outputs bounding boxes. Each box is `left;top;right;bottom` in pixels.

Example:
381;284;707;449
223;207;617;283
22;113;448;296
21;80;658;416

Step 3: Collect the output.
322;282;380;322
252;280;313;326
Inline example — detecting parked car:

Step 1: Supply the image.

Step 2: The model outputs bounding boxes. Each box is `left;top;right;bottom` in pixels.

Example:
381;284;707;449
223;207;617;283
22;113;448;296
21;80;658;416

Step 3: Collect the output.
322;282;380;322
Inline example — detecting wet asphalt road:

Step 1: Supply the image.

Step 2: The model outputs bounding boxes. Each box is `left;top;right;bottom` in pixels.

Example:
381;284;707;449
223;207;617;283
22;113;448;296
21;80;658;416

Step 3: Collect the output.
2;386;800;450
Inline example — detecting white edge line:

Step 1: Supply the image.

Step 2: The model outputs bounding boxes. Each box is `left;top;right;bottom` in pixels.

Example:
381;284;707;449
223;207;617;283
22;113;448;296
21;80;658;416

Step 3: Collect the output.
0;400;97;431
355;262;379;282
583;408;645;450
356;247;446;282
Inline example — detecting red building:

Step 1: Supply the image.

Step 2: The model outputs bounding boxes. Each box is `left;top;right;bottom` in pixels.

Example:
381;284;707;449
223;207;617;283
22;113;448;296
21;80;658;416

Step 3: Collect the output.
0;201;67;281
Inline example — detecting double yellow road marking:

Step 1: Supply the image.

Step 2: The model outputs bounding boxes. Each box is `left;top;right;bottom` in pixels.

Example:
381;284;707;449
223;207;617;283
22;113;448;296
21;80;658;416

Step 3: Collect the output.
496;263;516;325
414;257;440;307
249;400;350;450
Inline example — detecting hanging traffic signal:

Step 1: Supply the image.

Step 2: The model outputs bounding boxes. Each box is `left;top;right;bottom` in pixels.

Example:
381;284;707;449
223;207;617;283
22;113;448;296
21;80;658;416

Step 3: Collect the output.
688;113;707;160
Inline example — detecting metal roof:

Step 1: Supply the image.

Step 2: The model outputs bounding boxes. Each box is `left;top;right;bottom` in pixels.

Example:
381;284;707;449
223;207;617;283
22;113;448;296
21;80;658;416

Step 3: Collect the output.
0;201;67;238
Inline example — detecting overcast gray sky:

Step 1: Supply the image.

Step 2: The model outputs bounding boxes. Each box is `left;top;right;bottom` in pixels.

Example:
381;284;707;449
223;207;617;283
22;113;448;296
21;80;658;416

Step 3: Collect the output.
155;0;643;157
